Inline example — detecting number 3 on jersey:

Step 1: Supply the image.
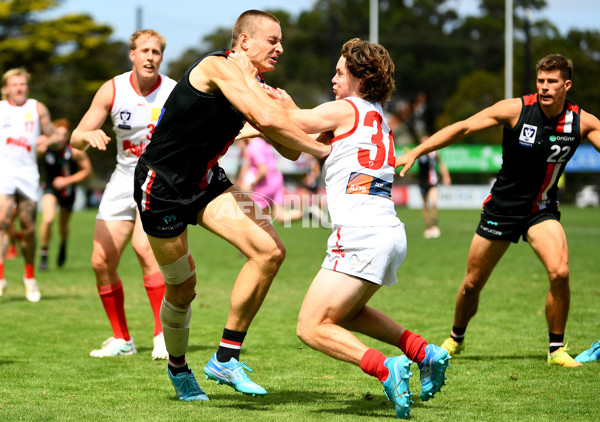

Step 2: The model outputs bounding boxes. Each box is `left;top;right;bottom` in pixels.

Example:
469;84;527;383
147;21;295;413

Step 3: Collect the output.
357;110;395;169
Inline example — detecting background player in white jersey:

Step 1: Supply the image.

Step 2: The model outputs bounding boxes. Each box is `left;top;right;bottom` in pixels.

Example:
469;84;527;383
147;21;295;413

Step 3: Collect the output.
396;54;600;367
71;30;177;360
0;67;60;302
264;38;450;419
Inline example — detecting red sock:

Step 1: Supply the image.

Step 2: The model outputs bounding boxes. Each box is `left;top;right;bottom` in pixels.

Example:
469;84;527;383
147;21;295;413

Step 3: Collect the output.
0;262;4;279
398;330;428;363
360;348;389;382
97;281;130;340
143;272;166;336
25;264;34;279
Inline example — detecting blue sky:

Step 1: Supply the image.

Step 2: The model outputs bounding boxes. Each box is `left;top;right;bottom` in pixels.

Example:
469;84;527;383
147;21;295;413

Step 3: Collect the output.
39;0;599;65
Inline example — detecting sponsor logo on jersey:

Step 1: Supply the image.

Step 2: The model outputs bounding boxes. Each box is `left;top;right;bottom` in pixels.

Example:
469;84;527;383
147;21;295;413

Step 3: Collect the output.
163;215;177;225
6;136;31;151
549;135;575;142
486;220;498;226
518;124;537;147
479;224;502;236
155;221;184;232
122;140;147;157
346;172;392;197
118;110;132;130
348;253;370;268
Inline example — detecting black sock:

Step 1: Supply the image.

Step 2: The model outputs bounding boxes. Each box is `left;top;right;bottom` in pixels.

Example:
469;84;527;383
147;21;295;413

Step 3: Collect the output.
216;328;246;362
168;354;190;375
451;326;467;343
549;332;564;353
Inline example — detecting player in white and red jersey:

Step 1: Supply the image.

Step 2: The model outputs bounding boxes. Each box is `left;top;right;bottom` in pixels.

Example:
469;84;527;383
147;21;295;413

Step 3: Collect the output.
0;67;61;302
281;38;450;419
71;30;176;360
396;54;600;367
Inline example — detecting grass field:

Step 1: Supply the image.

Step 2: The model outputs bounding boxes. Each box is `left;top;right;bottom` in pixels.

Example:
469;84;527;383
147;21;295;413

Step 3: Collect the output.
1;206;599;421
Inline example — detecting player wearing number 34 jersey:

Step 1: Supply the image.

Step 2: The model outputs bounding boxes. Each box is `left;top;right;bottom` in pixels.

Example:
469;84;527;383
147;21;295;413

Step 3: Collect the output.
287;38;450;419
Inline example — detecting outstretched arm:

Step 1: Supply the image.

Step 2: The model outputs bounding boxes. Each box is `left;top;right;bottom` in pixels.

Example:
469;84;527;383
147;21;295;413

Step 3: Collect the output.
395;98;522;177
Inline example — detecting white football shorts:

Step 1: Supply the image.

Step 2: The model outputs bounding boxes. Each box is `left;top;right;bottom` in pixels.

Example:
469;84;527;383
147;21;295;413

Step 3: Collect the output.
321;223;407;286
96;164;137;221
0;165;40;201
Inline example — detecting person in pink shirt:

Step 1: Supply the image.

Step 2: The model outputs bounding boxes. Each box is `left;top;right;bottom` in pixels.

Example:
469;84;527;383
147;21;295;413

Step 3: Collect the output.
237;137;302;223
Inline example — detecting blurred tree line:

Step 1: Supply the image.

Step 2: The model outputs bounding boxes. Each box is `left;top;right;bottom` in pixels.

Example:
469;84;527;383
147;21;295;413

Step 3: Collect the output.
2;0;600;186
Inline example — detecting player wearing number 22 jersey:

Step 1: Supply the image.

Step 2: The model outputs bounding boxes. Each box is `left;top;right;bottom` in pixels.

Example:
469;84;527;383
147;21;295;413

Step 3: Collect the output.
485;93;580;217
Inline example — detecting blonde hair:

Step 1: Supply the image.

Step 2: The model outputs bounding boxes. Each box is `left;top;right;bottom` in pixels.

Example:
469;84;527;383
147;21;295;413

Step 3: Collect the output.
2;67;30;100
129;29;166;52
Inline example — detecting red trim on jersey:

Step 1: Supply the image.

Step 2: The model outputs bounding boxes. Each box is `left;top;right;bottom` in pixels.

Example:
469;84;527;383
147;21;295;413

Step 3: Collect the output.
198;139;235;189
7;99;26;107
556;112;566;133
128;73;162;97
568;102;579;114
110;78;116;111
330;99;359;145
143;170;156;211
331;226;345;257
482;193;492;208
523;93;537;105
532;162;556;213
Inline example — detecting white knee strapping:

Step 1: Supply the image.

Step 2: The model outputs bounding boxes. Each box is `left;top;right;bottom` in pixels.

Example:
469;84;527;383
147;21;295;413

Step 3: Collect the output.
160;298;191;357
159;250;196;285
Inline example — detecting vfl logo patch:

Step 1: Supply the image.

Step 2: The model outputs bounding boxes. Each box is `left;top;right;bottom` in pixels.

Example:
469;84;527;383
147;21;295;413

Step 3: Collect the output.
519;124;537;147
118;110;132;130
346;172;391;198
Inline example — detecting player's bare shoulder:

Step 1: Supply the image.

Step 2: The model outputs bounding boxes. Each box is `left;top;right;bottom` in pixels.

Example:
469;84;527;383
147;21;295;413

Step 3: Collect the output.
579;109;600;140
189;55;230;94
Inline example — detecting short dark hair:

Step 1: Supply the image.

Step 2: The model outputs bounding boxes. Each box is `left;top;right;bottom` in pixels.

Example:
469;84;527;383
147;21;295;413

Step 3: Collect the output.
341;38;395;105
536;54;573;81
232;10;280;48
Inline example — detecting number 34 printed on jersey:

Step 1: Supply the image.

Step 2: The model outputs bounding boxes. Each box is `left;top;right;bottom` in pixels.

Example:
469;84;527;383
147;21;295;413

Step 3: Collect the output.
357;111;395;169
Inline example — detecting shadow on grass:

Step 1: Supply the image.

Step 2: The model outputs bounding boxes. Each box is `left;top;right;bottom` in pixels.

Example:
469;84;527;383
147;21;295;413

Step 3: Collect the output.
451;354;543;361
193;389;398;417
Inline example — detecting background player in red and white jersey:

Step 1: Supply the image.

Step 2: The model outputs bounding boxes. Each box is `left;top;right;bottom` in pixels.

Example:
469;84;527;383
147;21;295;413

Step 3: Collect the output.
263;38;450;419
0;67;61;302
71;30;177;360
396;54;600;367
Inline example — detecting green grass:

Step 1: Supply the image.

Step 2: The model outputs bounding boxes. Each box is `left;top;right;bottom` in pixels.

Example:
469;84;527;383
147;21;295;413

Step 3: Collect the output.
1;206;599;421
